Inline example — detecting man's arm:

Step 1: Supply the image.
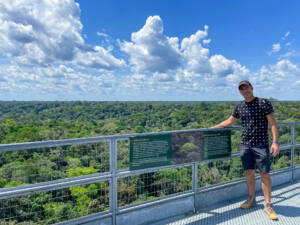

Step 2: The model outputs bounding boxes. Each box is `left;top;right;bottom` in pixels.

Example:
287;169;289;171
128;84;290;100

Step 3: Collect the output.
211;115;238;128
267;112;279;156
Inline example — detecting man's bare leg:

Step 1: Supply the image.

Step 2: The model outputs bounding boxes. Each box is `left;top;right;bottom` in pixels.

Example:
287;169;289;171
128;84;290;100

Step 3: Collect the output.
246;169;256;200
261;172;278;220
240;169;256;209
260;172;271;203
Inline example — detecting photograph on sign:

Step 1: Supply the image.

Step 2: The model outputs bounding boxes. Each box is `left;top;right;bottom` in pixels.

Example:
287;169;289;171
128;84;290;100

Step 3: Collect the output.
171;131;204;164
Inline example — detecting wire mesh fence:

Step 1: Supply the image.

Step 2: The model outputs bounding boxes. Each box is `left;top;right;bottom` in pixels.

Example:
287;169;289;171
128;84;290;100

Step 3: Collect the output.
267;125;291;146
0;122;299;224
198;157;244;188
295;124;300;143
117;140;130;170
0;143;109;188
295;147;300;166
277;125;292;145
270;149;291;171
0;181;109;225
117;166;192;207
231;130;242;152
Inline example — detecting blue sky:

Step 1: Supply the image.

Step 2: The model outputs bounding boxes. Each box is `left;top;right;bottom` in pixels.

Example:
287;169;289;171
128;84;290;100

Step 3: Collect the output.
0;0;300;101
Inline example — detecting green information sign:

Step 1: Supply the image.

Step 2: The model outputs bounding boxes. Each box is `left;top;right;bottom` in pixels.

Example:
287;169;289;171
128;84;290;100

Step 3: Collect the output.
202;130;231;160
129;134;172;170
130;130;231;170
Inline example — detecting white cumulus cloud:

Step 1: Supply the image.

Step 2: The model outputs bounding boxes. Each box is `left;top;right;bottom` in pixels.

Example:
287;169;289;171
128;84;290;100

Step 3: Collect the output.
268;43;281;56
1;9;299;100
251;59;300;93
272;43;281;53
271;59;300;77
121;17;252;94
181;25;211;73
75;46;125;70
203;39;211;45
0;0;124;70
120;15;182;73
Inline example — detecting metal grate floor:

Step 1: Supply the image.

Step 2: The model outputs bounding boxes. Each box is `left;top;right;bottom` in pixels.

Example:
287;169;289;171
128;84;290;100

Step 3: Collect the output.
153;181;300;225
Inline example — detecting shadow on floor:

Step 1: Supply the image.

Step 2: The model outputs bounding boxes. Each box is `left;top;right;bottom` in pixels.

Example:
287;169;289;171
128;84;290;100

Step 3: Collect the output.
160;182;300;225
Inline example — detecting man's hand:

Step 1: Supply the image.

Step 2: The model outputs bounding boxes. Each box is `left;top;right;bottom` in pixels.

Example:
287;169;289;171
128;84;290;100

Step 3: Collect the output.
270;143;280;156
211;116;237;128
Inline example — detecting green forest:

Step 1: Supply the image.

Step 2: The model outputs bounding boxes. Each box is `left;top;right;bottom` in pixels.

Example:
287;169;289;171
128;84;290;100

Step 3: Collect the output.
0;101;300;224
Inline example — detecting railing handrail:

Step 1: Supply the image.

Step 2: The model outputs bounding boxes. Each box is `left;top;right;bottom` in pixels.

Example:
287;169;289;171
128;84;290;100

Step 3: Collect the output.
1;121;299;152
0;126;238;152
0;122;299;225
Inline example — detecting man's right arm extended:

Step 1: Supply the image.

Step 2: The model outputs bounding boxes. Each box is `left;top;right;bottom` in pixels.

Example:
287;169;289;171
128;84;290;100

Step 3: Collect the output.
211;115;238;128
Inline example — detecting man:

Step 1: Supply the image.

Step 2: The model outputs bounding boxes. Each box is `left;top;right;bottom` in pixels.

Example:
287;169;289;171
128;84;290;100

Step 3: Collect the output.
211;80;279;220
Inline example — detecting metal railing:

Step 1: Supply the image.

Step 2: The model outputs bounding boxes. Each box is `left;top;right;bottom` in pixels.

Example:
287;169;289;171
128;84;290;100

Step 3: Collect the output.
0;122;300;224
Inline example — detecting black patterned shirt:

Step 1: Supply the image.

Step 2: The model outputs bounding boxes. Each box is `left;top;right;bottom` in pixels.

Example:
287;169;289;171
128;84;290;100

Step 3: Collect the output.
232;97;274;147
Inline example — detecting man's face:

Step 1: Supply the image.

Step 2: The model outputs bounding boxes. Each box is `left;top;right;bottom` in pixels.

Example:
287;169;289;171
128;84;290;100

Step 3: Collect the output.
239;84;253;98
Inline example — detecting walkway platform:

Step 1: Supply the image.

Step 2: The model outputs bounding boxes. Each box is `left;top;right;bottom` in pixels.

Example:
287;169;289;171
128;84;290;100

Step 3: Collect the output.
154;181;300;225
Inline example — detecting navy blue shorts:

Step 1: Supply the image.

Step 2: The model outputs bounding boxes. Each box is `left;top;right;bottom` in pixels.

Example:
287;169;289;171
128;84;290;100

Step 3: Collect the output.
240;145;270;173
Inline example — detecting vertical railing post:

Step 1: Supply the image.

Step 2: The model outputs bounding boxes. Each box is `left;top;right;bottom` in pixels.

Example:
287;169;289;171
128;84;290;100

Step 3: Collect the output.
109;138;118;225
291;123;295;183
192;162;198;213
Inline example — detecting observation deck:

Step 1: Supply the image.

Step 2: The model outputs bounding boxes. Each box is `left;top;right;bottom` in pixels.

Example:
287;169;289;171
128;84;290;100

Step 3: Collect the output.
0;122;300;225
153;181;300;225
